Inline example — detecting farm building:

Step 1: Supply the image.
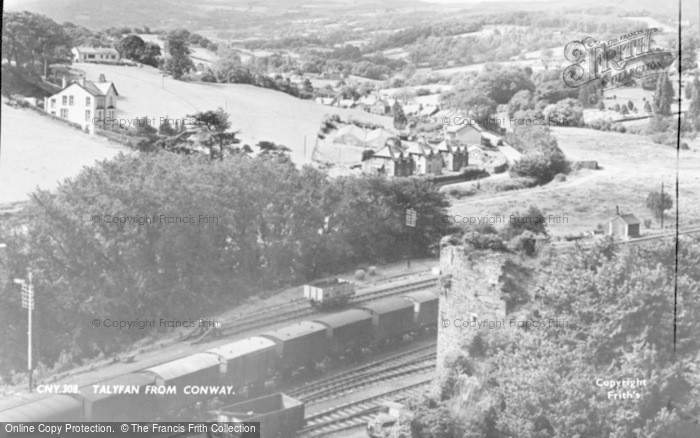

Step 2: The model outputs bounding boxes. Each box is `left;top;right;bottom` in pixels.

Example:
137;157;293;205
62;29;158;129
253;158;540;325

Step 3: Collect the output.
608;207;640;238
44;77;119;132
72;47;121;64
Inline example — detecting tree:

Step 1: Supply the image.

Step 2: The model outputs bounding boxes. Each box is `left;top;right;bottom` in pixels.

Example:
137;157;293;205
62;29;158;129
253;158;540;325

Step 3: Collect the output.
116;34;146;61
646;189;673;221
507;125;568;184
614;103;621;112
644;100;653;113
542;98;584;126
620;104;629;115
474;64;535;104
2;12;72;76
162;32;194;79
597;101;605;111
627;100;634;110
393;104;408;130
653;72;674;116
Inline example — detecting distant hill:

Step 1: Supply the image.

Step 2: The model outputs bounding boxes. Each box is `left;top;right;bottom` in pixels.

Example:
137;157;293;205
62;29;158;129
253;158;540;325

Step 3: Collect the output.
4;0;427;30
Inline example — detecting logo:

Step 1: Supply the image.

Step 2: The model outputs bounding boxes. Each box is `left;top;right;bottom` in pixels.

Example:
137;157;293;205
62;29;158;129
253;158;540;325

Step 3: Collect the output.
563;28;675;91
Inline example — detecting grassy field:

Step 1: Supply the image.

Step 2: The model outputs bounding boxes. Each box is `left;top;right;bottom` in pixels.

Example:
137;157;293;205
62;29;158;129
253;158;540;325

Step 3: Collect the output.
74;63;392;164
0;103;131;205
448;127;700;237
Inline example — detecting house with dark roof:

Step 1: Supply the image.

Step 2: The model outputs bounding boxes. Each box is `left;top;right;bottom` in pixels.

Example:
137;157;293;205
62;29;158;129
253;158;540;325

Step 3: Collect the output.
72;47;121;64
362;138;414;177
44;77;119;132
608;207;640;238
403;140;442;175
433;139;469;172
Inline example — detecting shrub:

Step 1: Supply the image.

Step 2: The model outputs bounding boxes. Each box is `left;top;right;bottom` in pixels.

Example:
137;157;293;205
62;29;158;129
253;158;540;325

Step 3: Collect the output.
553;173;567;182
462;231;507;251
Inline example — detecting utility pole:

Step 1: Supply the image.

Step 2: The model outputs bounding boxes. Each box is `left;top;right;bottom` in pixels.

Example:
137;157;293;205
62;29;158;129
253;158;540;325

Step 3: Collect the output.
14;273;34;392
661;182;664;229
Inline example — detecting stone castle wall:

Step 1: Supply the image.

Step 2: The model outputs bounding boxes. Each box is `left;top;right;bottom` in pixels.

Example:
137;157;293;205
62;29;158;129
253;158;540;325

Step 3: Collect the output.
436;245;507;380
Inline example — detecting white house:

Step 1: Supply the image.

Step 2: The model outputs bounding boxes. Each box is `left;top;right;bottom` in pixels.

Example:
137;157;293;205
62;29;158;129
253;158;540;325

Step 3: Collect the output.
72;47;121;64
44;77;119;132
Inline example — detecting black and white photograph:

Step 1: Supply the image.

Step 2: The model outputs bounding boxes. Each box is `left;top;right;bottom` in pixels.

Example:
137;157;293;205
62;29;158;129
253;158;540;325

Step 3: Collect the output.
0;0;699;437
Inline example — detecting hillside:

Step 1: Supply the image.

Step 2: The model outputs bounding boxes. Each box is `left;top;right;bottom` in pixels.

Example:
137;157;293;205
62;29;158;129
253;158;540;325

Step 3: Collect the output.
448;128;700;237
73;63;393;163
0;103;130;205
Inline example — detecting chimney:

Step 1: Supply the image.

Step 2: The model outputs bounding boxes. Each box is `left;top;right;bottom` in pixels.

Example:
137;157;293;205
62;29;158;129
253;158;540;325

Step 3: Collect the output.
62;76;67;89
616;205;620;216
78;77;86;87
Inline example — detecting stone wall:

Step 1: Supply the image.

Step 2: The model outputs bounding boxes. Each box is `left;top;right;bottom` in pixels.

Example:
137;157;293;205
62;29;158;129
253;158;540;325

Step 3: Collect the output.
436;245;507;380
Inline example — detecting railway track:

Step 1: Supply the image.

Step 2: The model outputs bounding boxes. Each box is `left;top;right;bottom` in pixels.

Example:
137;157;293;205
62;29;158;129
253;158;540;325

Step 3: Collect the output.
192;275;439;344
288;343;437;404
299;378;432;437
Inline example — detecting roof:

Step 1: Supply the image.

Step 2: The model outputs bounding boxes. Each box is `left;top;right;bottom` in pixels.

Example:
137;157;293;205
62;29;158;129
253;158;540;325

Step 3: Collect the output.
74;46;120;55
0;395;82;422
404;140;436;157
61;80;118;97
333;124;367;142
612;214;640;225
403;290;438;304
207;336;276;361
261;321;326;343
142;353;220;382
372;140;407;160
80;373;155;401
446;123;482;134
313;309;372;328
365;128;395;148
361;297;415;315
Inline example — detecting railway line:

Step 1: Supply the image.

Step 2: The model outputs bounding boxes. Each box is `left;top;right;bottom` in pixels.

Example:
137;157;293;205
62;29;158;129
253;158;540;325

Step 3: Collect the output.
191;274;439;344
299;378;432;438
288;343;436;404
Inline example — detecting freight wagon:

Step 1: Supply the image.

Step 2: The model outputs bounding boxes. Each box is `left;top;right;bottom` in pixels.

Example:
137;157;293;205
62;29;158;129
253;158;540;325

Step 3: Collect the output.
0;290;439;425
213;393;304;438
303;278;355;309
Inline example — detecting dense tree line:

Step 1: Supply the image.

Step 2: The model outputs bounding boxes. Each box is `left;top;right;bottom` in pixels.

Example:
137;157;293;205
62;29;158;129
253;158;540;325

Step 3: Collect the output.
395;237;700;437
0;154;451;381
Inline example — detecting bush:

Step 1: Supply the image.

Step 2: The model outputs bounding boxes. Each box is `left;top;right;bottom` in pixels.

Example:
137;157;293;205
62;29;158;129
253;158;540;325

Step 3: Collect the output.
462;231;507;251
511;230;538;256
553;173;567;182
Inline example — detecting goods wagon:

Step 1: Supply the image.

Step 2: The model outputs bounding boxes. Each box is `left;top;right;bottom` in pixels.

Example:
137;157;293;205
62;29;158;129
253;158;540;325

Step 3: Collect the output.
0;394;82;422
403;290;439;329
303;278;355;309
313;309;373;357
77;373;156;422
260;321;328;376
361;297;415;345
214;393;304;438
139;352;221;417
206;336;277;391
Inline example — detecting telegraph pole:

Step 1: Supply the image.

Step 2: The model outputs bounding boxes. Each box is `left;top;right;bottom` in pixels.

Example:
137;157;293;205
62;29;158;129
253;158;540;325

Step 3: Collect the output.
661;182;664;229
15;273;34;392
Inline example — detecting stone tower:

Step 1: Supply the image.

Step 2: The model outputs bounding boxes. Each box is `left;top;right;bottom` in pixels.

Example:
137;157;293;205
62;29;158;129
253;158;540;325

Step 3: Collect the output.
436;244;507;379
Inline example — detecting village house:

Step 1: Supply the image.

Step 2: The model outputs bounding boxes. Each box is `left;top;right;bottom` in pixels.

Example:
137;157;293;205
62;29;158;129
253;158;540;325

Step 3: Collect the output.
362;138;414;177
608;207;640;238
433;139;469;172
72;47;121;64
404;140;443;175
44;77;119;132
359;95;392;116
444;123;483;145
